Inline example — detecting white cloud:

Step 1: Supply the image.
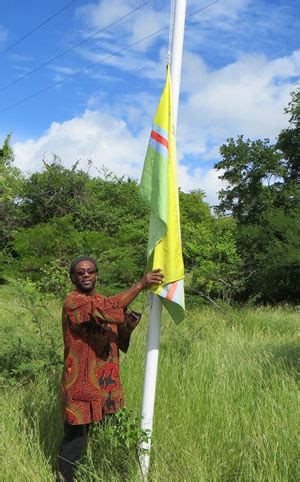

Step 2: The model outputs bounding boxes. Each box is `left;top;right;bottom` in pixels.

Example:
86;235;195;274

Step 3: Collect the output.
13;110;148;178
128;8;167;51
188;0;251;20
178;50;300;160
50;65;79;76
72;1;168;76
178;164;224;205
73;0;167;54
75;0;131;30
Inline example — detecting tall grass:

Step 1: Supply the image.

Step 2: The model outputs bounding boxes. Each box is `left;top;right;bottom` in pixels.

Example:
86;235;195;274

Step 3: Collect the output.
1;285;299;481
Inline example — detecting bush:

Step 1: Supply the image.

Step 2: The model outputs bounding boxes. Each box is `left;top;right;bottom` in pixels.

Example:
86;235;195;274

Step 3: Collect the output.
76;408;148;481
1;333;61;382
0;278;62;383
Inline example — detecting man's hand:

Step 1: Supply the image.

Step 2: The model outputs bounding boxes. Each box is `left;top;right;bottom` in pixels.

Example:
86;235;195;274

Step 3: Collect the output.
139;269;164;289
118;269;164;308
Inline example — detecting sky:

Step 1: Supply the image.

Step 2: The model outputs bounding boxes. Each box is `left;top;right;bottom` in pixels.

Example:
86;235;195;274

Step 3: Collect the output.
0;0;299;205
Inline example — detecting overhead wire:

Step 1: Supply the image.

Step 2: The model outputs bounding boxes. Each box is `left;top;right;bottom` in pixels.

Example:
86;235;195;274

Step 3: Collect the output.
0;0;79;56
0;0;152;93
0;1;218;115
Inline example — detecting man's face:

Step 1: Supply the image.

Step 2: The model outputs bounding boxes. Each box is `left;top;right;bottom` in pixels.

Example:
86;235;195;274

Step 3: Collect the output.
71;260;98;294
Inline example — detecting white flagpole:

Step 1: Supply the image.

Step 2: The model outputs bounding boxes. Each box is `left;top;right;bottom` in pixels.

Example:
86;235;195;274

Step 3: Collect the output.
170;0;187;130
139;293;162;478
139;1;186;479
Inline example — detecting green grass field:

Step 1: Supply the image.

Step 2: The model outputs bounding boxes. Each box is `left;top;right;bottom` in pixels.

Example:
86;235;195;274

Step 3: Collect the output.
1;283;299;481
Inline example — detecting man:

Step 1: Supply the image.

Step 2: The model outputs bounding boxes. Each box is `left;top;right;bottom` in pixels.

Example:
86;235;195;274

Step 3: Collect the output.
58;256;163;481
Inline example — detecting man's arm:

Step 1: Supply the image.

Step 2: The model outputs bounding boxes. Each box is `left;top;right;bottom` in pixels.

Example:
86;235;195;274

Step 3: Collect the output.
117;269;164;308
64;269;163;326
64;292;125;326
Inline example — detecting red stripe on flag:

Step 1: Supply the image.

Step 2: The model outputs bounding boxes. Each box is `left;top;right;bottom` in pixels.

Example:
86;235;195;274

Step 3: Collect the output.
166;282;178;301
150;130;169;149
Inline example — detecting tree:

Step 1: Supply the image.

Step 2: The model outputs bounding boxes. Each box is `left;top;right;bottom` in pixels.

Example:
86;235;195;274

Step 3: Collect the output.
0;135;24;251
276;89;300;209
215;136;284;223
240;207;300;302
276;89;300;184
20;157;90;226
180;190;243;301
214;89;300;303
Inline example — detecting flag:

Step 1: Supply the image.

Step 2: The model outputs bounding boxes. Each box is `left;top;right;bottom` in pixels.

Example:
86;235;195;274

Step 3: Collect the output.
140;66;185;324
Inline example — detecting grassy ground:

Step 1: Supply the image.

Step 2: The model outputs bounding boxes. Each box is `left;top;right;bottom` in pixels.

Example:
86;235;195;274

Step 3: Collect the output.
0;283;299;481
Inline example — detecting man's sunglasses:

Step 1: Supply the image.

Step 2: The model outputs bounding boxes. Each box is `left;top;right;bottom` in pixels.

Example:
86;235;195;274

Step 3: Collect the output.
74;269;97;276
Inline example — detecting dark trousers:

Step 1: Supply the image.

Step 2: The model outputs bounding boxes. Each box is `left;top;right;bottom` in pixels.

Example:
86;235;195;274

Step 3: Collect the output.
58;422;90;482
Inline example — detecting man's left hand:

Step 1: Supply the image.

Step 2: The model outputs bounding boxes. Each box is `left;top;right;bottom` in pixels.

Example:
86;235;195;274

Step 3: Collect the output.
140;269;164;289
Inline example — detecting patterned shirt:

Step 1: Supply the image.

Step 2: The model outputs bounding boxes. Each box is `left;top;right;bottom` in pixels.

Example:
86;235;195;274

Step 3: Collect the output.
61;290;141;425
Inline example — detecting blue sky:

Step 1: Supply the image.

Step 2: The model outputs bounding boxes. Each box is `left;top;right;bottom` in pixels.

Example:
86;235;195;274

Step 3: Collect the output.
0;0;299;204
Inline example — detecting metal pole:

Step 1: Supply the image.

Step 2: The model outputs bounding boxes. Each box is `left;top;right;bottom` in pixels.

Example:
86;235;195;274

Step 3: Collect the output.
170;0;187;130
139;294;162;478
139;1;186;479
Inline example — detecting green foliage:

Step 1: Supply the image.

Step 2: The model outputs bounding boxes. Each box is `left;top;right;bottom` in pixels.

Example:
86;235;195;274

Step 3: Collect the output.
215;136;284;223
10;215;109;283
180;189;211;224
99;246;146;288
1;159;150;289
75;173;149;236
183;214;243;300
39;259;71;296
0;279;62;383
0;134;19;203
20;157;90;226
0;134;24;251
76;408;148;480
9;214;147;290
1;332;60;381
239;207;300;302
276;89;300;187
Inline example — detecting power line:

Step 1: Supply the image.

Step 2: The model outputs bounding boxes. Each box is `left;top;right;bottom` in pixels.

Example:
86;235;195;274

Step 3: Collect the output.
0;1;152;93
0;0;79;57
0;1;218;115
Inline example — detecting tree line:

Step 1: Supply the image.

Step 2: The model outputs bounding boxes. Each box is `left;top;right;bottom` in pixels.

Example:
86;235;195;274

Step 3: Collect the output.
1;90;299;303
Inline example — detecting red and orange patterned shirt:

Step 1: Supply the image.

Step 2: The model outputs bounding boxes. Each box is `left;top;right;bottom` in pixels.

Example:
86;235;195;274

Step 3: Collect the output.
61;290;140;425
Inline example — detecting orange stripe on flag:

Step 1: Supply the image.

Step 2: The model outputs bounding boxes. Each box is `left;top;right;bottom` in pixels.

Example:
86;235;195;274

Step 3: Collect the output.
150;130;169;149
166;281;178;301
